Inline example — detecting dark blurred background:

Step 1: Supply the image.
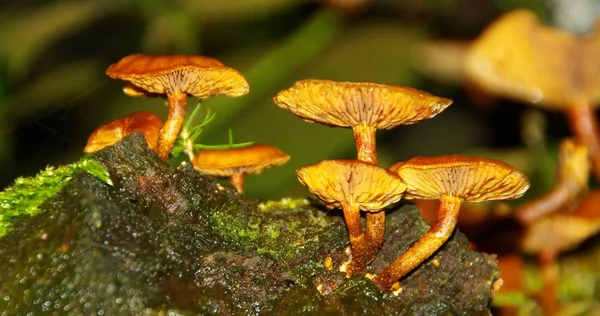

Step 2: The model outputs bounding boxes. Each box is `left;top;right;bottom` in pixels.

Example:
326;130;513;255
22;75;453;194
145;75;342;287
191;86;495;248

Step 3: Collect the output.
1;0;597;199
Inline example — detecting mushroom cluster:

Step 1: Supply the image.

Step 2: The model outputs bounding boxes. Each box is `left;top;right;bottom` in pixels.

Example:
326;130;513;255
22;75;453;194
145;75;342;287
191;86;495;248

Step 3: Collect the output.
89;54;531;294
86;53;291;195
105;54;250;159
274;79;530;291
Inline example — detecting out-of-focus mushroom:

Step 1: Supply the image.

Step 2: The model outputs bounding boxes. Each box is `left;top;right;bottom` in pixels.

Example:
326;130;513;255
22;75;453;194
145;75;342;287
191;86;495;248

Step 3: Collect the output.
192;144;289;194
518;190;600;315
84;111;164;154
463;9;600;181
515;139;589;224
106;53;250;159
521;190;600;256
296;160;406;275
274;79;451;252
372;155;530;291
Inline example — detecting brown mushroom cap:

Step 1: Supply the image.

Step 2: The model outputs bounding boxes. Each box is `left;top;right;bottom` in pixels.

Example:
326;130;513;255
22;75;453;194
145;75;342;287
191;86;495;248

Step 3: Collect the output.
84;111;164;153
464;9;600;108
273;79;452;129
106;53;250;99
296;160;406;212
192;144;290;177
389;155;530;202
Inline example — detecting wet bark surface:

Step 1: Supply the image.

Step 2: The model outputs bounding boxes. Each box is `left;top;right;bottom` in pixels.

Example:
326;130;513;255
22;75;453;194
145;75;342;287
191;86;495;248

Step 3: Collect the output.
0;133;498;315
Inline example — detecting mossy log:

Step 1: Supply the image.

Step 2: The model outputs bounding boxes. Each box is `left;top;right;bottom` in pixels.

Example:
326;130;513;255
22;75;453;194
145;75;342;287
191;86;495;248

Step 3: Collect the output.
0;133;498;315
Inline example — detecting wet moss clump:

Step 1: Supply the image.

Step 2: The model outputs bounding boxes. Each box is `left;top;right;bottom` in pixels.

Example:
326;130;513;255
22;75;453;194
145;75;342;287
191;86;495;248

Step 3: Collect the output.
0;133;499;314
0;157;110;238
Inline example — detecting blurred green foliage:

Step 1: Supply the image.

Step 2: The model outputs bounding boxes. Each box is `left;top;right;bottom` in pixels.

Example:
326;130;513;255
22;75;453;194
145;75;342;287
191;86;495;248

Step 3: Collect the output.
0;0;558;200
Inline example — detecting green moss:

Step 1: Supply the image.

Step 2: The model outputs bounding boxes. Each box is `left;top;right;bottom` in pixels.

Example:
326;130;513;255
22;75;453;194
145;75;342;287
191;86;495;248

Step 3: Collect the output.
258;198;310;211
211;198;346;262
0;156;110;237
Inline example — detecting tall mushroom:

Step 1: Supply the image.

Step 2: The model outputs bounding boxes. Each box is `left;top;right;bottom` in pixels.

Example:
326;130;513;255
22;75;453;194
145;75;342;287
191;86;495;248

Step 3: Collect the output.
296;160;406;275
372;155;530;291
274;79;452;252
106;54;250;159
464;9;600;181
84;111;164;154
192;144;290;194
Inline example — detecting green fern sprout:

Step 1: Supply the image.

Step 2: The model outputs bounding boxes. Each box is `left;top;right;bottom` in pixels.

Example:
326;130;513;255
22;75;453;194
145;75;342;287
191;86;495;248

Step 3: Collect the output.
173;102;254;161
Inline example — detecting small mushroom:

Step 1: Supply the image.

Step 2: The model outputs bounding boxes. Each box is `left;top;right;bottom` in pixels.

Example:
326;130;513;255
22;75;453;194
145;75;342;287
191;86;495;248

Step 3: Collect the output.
515;138;589;224
274;79;451;252
296;160;406;275
372;155;530;291
84;111;164;154
106;53;250;159
192;144;290;194
463;9;600;181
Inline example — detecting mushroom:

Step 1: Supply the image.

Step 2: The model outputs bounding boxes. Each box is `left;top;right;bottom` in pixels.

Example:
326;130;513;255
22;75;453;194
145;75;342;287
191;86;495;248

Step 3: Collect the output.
463;9;600;181
372;155;530;291
514;138;589;224
273;80;452;164
274;79;452;252
192;144;290;194
519;190;600;315
106;53;250;159
84;111;164;154
521;190;600;256
296;160;406;275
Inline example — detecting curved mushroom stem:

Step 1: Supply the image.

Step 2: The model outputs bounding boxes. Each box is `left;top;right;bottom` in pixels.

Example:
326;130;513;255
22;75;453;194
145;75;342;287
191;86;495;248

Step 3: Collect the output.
514;178;579;225
157;92;187;159
341;201;370;276
365;211;385;262
565;104;600;181
353;124;377;164
230;173;245;194
372;195;461;291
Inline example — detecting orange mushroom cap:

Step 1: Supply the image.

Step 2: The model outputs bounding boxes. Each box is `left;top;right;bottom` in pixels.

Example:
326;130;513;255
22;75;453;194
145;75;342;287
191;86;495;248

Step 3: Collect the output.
389;155;530;202
106;53;250;99
192;144;290;177
296;160;406;212
464;9;600;108
273;79;452;129
84;111;164;154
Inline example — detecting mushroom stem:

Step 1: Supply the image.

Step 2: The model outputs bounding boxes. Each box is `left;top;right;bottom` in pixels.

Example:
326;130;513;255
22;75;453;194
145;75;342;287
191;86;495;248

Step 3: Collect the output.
230;173;245;194
157;92;187;159
353;124;377;164
514;178;579;225
353;123;384;262
565;104;600;181
372;194;462;291
342;201;370;275
365;211;385;261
